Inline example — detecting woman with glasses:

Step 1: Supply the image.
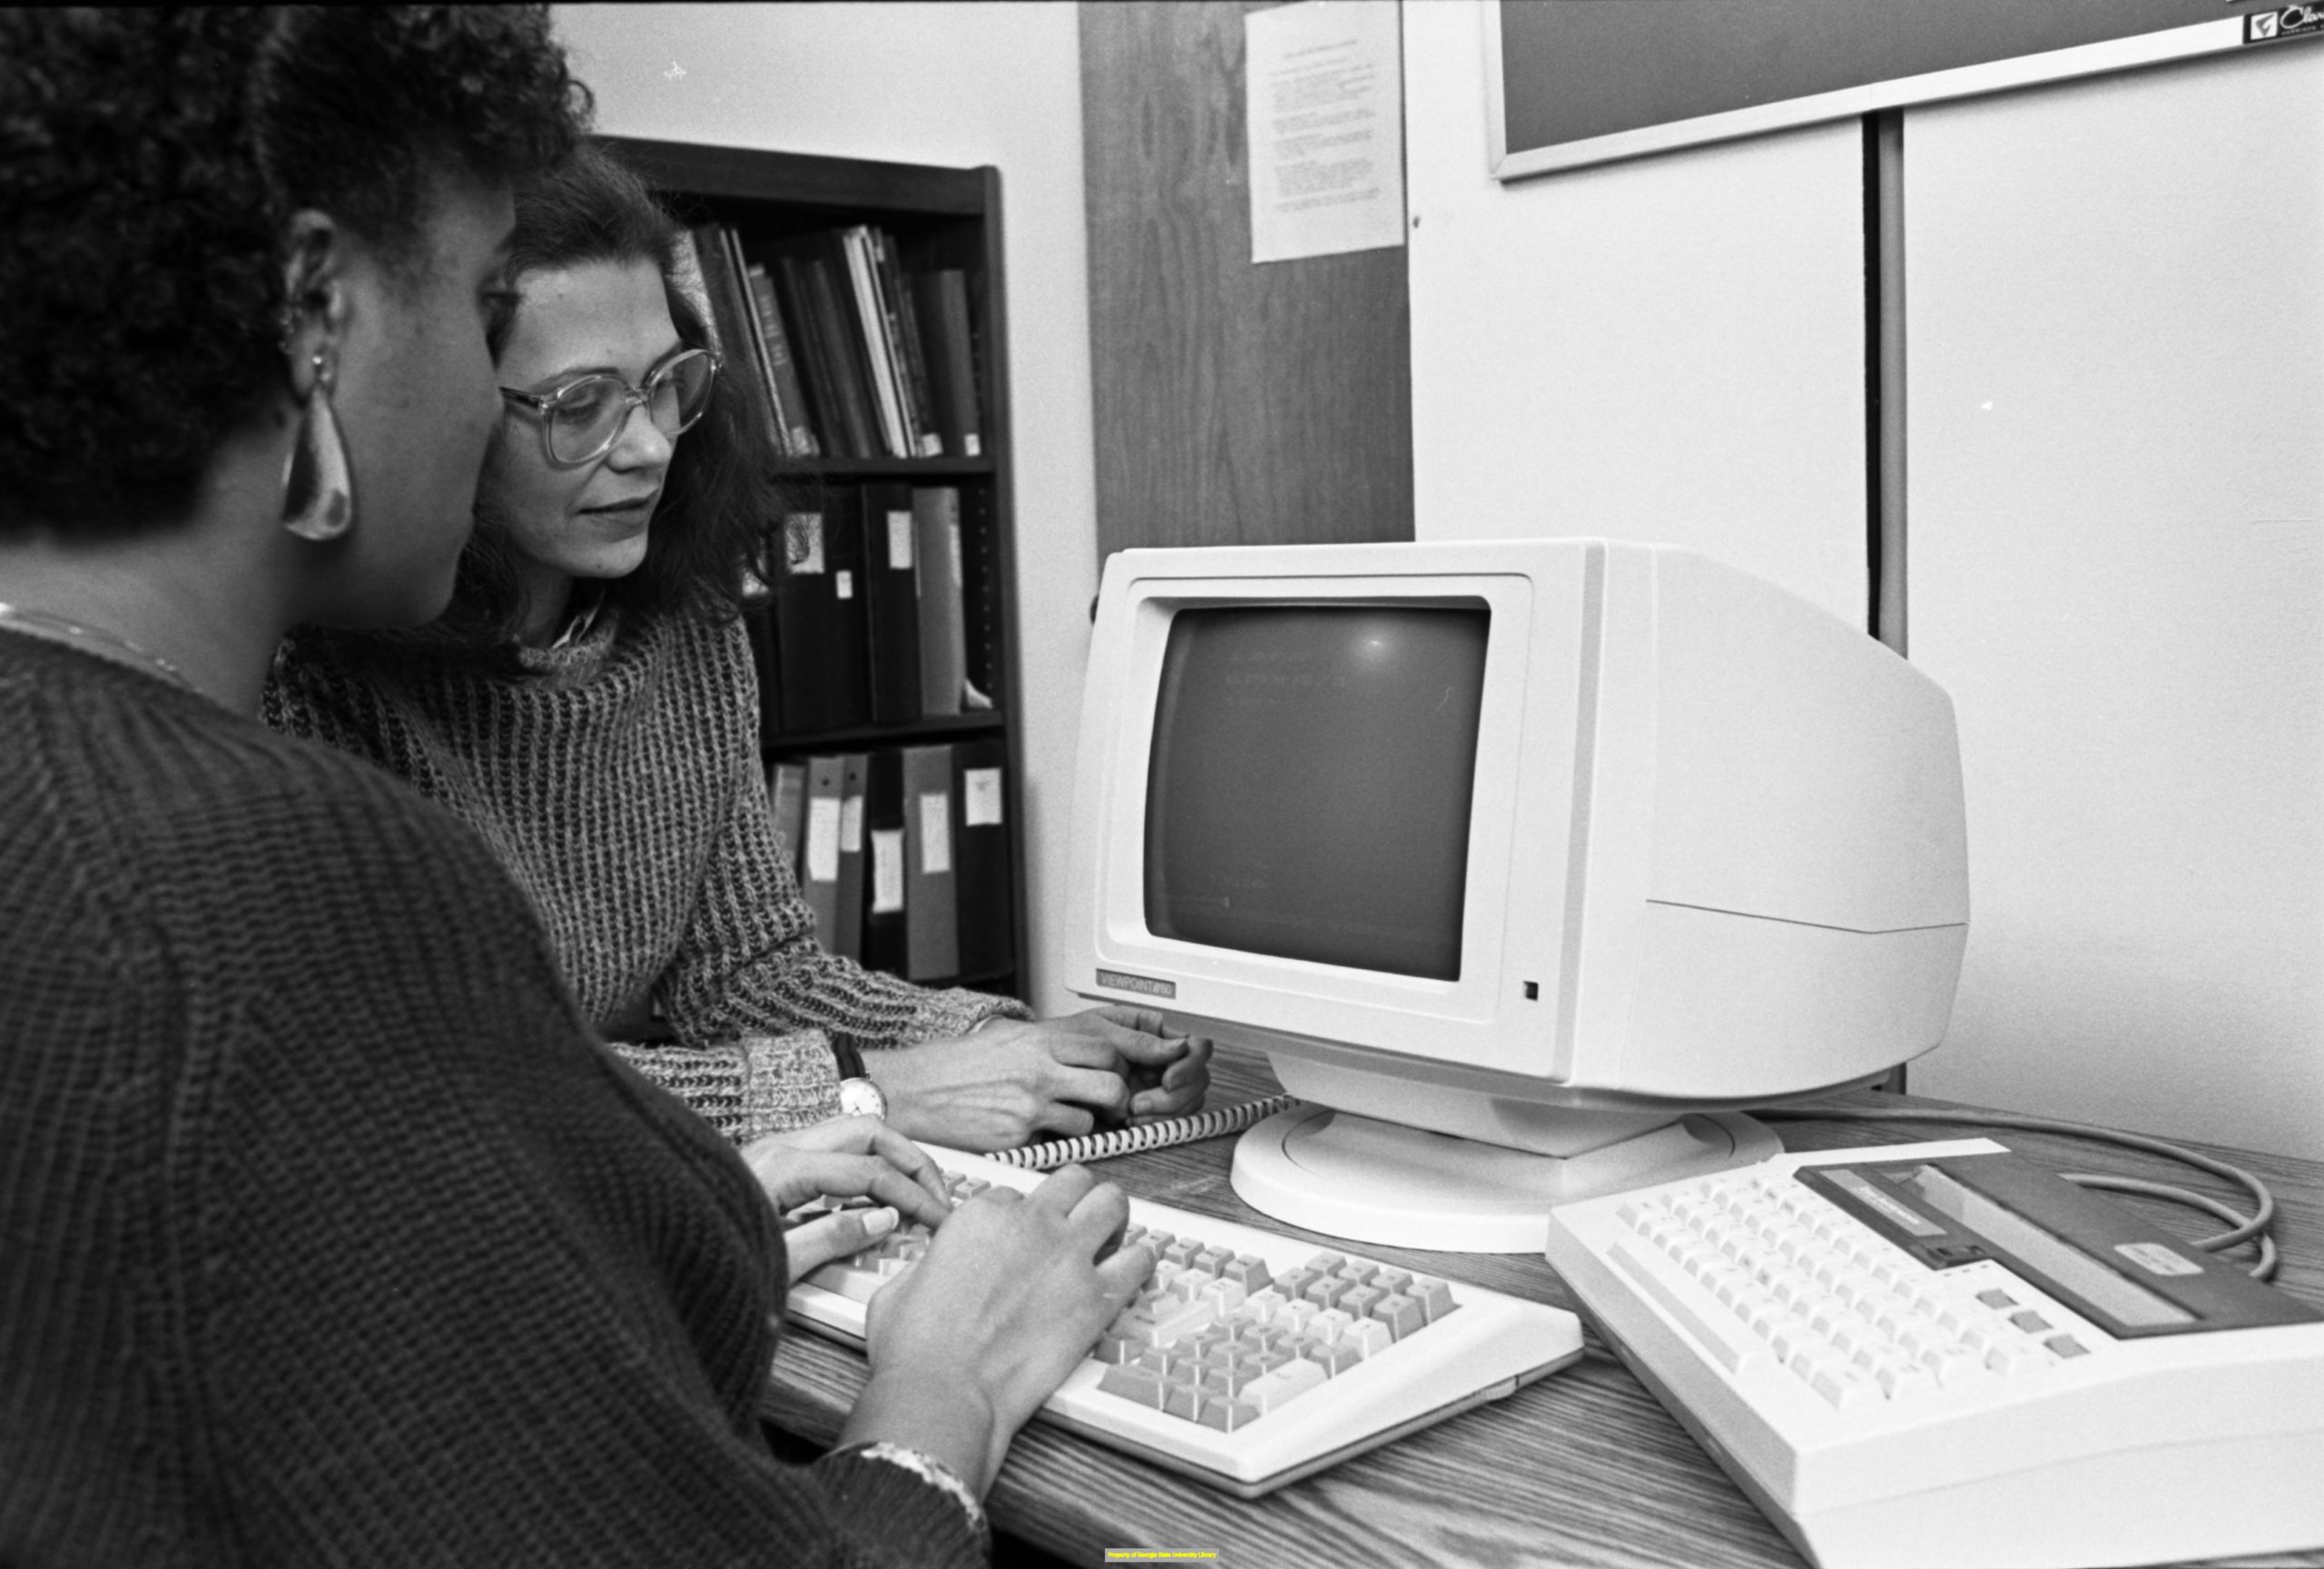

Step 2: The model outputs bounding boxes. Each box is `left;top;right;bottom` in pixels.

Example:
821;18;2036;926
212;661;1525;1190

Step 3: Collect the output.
4;14;1150;1564
268;143;1213;1154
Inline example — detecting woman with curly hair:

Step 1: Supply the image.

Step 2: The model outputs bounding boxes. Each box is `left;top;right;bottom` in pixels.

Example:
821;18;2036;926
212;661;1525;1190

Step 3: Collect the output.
268;142;1214;1152
0;11;1149;1566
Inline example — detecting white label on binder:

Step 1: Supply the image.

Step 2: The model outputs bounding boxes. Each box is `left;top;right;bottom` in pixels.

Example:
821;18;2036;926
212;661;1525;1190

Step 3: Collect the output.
805;795;842;883
840;790;864;852
887;510;914;569
963;767;1004;826
871;828;906;914
918;791;953;875
835;569;854;601
785;511;825;574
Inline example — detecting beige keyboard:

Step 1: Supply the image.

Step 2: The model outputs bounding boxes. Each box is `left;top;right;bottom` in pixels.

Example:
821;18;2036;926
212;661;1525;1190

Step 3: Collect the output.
787;1144;1586;1496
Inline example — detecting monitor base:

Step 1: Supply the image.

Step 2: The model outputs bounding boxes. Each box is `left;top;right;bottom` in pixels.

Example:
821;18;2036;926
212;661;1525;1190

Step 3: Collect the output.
1229;1102;1781;1254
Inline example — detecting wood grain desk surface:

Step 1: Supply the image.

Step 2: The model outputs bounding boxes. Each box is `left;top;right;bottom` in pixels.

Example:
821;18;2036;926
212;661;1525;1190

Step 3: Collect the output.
764;1049;2324;1568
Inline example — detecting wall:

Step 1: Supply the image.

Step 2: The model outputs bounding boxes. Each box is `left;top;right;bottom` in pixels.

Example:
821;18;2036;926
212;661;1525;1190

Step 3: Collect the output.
1406;3;2324;1157
554;3;1097;1014
1402;2;1870;630
1905;44;2324;1156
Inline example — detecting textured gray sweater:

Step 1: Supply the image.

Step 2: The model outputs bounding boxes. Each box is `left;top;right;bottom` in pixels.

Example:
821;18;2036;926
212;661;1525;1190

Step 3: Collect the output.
266;604;1029;1142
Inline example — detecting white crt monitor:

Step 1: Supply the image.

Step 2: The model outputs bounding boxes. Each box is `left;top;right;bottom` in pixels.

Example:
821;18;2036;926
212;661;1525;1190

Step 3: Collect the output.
1063;538;1969;1251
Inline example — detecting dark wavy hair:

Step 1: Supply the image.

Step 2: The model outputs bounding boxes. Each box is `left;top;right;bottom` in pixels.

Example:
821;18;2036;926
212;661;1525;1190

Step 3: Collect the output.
430;142;779;645
0;6;591;538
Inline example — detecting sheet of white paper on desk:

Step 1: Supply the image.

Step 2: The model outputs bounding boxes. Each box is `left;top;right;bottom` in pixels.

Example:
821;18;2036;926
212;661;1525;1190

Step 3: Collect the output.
1246;0;1406;264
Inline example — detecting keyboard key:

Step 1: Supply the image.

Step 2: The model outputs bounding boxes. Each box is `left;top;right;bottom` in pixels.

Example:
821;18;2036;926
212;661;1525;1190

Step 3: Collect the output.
1372;1293;1428;1341
1224;1254;1274;1291
1196;1395;1261;1432
1343;1318;1395;1358
1098;1364;1167;1407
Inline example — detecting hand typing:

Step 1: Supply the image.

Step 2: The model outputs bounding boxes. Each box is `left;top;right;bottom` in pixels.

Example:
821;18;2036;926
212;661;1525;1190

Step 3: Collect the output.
868;1006;1215;1150
850;1164;1155;1493
739;1116;952;1282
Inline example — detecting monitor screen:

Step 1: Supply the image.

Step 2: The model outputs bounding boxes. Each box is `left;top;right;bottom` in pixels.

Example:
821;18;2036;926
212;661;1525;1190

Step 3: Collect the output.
1143;604;1489;982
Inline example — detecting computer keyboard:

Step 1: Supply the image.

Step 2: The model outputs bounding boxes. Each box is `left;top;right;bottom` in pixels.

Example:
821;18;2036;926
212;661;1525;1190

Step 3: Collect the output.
786;1144;1585;1496
1543;1138;2324;1569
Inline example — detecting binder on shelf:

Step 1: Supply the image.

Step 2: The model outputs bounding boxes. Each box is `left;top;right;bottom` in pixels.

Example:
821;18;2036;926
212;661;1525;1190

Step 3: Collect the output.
901;744;960;982
860;482;922;725
832;752;870;963
911;486;968;719
772;491;870;734
952;735;1015;983
766;758;808;885
862;748;908;977
910;268;982;458
798;755;845;946
958;483;1002;712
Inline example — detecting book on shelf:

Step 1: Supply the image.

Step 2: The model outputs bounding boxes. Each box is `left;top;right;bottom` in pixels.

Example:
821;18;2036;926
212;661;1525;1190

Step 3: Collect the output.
767;252;842;458
798;755;845;947
861;748;908;976
911;486;969;719
877;230;944;459
839;226;913;459
771;491;871;733
777;237;883;460
859;482;922;725
832;752;870;962
910;268;983;458
901;743;960;982
744;261;819;457
765;757;807;885
951;734;1015;982
690;223;786;458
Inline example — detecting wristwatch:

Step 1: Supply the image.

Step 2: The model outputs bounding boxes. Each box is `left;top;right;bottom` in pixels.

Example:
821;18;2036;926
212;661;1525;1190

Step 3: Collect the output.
830;1038;888;1120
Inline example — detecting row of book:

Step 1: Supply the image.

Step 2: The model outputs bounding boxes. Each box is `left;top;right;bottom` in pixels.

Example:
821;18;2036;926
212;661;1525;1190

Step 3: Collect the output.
767;740;1014;986
687;218;984;461
744;483;998;737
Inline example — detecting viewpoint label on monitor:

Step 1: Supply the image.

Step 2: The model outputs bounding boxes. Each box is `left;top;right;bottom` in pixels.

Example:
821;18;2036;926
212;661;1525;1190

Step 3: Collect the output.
1098;969;1177;1000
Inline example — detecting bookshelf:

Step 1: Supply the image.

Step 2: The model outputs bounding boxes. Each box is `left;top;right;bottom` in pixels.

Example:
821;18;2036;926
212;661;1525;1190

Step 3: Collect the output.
604;135;1028;1002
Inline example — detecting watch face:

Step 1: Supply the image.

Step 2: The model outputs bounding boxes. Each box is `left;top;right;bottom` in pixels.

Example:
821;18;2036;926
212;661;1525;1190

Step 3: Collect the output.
839;1077;886;1120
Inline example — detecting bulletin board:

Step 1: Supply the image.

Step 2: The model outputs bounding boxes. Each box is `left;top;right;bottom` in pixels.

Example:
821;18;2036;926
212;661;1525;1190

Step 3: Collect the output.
1488;0;2320;180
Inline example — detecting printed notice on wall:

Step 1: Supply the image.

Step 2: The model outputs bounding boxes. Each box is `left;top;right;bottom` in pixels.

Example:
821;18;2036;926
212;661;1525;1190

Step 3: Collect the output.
1246;0;1406;264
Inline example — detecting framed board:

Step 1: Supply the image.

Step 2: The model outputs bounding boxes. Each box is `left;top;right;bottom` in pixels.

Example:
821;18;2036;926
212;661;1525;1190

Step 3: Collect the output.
1488;0;2323;180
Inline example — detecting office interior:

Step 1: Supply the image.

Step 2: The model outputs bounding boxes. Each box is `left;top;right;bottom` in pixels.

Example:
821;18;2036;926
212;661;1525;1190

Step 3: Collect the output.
555;2;2324;1166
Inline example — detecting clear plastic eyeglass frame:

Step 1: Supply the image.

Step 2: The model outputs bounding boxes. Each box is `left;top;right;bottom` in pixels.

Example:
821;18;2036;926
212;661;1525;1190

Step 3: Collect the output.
498;347;722;468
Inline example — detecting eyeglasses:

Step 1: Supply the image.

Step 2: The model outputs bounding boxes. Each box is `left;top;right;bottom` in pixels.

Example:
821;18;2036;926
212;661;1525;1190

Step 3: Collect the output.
498;347;720;467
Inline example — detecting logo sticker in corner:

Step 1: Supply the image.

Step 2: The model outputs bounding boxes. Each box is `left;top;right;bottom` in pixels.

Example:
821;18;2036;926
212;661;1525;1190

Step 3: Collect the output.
1097;969;1176;1000
2249;6;2324;43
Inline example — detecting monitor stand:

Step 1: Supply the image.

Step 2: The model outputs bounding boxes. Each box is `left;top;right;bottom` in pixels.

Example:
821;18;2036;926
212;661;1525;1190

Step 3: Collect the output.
1230;1101;1781;1253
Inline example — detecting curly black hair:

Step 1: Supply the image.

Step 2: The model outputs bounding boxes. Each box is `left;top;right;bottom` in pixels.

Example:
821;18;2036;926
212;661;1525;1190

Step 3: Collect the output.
429;141;781;645
0;6;591;538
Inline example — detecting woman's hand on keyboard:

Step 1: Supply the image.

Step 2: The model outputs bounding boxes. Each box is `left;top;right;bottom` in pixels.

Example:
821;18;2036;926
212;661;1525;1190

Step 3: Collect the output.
844;1163;1157;1495
867;1008;1215;1150
738;1116;954;1282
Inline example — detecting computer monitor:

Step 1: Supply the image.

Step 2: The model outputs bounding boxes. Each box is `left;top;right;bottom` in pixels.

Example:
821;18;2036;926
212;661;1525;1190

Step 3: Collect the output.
1062;538;1969;1252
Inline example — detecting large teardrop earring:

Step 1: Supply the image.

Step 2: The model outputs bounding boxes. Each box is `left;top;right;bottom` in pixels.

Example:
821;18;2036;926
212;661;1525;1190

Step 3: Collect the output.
281;351;353;541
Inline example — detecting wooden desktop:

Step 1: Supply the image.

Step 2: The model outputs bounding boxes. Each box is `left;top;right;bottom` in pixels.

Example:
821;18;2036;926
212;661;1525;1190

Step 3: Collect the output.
763;1047;2324;1567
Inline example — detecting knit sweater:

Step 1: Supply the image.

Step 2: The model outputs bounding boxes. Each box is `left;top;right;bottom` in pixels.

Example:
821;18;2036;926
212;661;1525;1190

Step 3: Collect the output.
264;603;1028;1143
0;634;983;1567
